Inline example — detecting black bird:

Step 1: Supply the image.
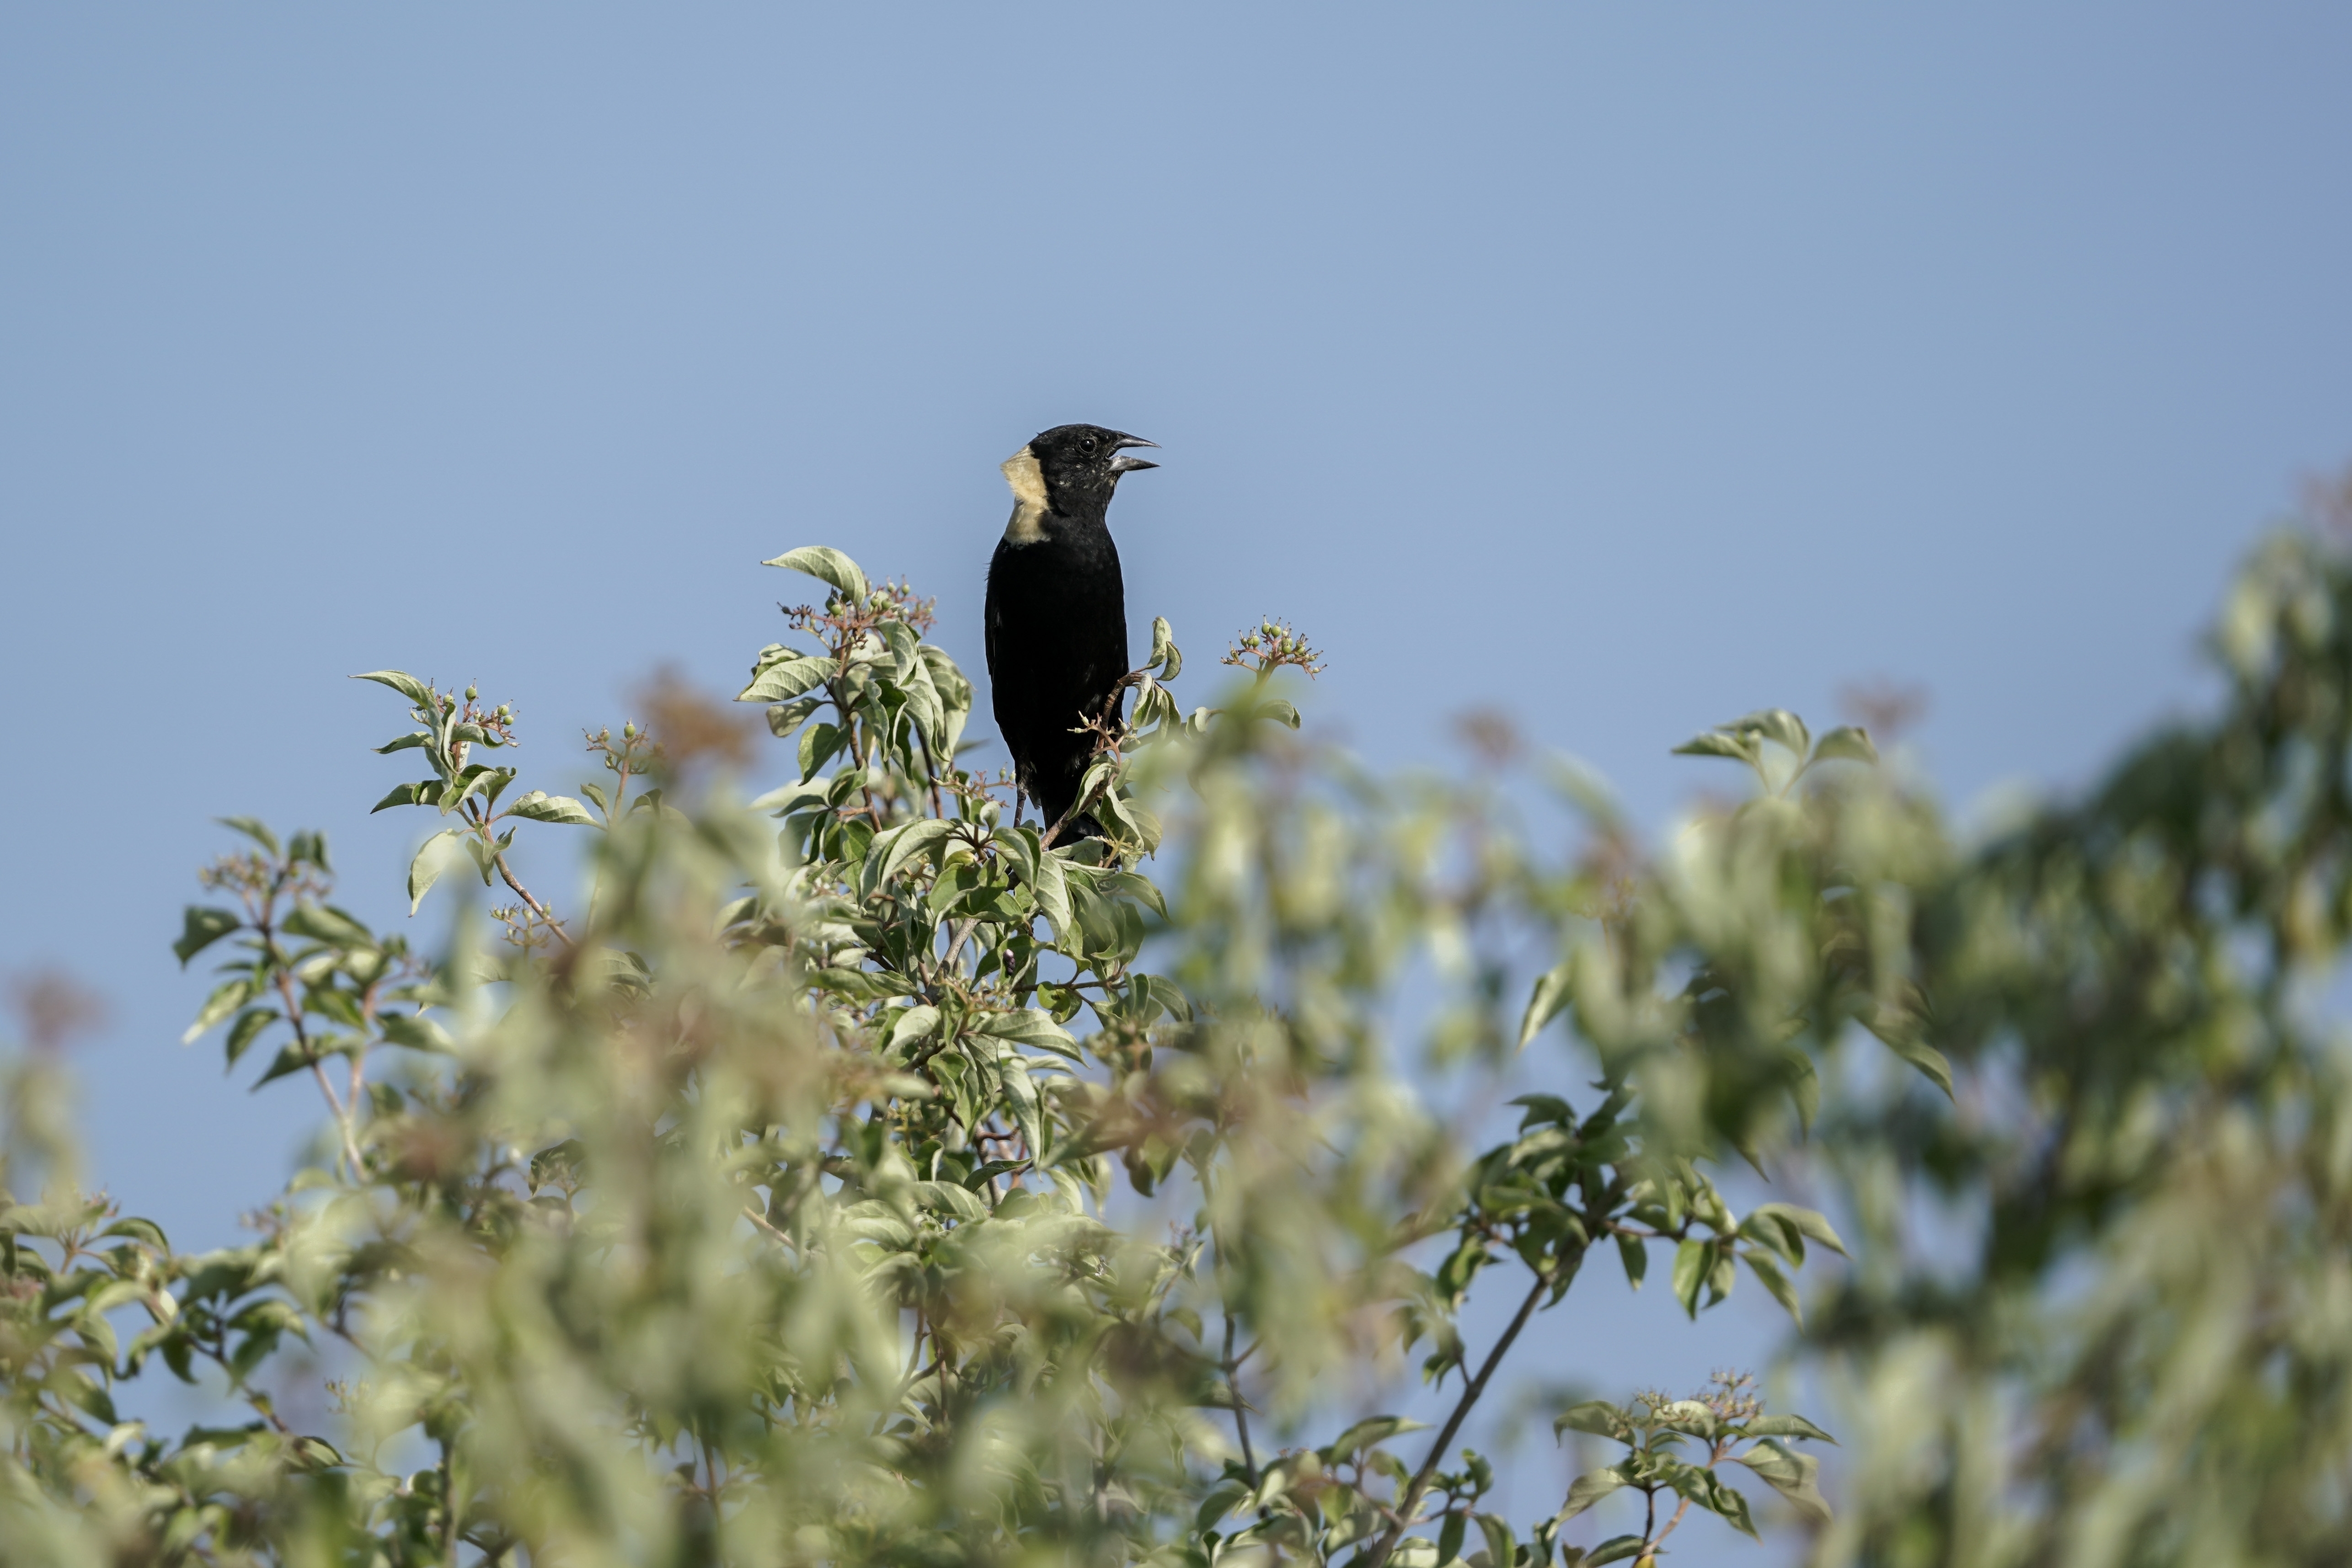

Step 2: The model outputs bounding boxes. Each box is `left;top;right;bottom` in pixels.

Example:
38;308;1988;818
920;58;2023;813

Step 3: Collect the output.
984;423;1160;839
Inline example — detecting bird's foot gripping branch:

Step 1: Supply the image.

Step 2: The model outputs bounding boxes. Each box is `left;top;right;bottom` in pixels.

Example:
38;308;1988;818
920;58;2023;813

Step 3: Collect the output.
9;538;1945;1567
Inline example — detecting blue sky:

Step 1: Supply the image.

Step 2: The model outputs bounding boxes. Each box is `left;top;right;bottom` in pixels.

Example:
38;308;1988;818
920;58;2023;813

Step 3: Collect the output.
6;5;2351;1554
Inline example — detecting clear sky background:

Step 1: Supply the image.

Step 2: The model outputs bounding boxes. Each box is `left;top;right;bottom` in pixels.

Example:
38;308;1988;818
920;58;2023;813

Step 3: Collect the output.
6;5;2352;1557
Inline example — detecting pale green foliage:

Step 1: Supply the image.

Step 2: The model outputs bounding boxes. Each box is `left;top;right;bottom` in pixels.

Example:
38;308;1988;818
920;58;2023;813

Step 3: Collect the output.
1801;524;2352;1567
5;516;2351;1567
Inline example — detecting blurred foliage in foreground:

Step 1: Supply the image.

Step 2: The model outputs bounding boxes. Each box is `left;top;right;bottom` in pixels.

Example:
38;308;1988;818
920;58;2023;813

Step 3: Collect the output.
8;507;2352;1568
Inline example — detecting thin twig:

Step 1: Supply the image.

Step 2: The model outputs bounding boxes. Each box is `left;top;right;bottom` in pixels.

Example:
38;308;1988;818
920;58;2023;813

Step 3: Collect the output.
1363;1271;1556;1568
439;1436;463;1564
464;796;574;950
491;852;573;950
1644;1437;1724;1555
305;1059;367;1179
1037;670;1156;849
260;920;368;1180
1226;1312;1259;1486
741;1204;796;1253
941;917;981;973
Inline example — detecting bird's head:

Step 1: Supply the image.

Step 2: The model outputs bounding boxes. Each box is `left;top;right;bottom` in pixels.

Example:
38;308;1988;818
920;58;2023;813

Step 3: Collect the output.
1009;424;1160;516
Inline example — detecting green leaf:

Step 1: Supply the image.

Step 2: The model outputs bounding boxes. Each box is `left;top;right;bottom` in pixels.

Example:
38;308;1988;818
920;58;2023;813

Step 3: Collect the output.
799;721;845;778
173;907;243;966
1554;1401;1628;1441
1729;1440;1831;1524
1876;1031;1955;1098
58;1370;118;1425
1519;960;1572;1047
1615;1233;1648;1291
370;781;444;813
766;695;824;737
920;644;973;740
1656;1400;1719;1440
989;826;1039;884
1739;1209;1802;1264
529;1139;588;1193
253;1041;324;1088
740;654;835;706
762;546;869;603
101;1216;170;1250
1031;848;1075;947
292;1436;342;1470
912;1179;989;1222
881;617;923;681
1437;1510;1466;1567
1148;615;1182;679
1733;708;1809;755
1388;1538;1440;1568
997;1053;1048;1166
1195;1477;1250;1532
1744;1413;1836;1444
973;1008;1080;1061
1672;1238;1708;1318
809;966;918;1003
1582;1538;1645;1568
1130;971;1194;1024
1556;1465;1629;1521
1747;1202;1848;1258
869;818;955;891
217;816;281;856
1744;1251;1803;1325
1509;1093;1573;1127
1475;1514;1514;1568
443;763;510;816
750;778;833;816
1809;725;1879;766
183;976;259;1044
310;987;366;1029
506;791;597;827
1326;1415;1428;1460
1701;1472;1759;1539
282;904;374;949
377;1012;454;1053
374;731;430;755
222;1007;277;1067
1671;730;1759;767
408;829;463;916
352;669;440;710
886;1005;942;1056
630;786;682;821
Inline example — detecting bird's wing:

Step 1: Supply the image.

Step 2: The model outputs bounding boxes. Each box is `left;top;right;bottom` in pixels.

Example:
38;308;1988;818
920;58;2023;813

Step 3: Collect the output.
983;548;1021;785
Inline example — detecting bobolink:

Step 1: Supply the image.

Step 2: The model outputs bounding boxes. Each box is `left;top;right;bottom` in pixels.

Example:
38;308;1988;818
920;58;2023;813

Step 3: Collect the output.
983;423;1159;840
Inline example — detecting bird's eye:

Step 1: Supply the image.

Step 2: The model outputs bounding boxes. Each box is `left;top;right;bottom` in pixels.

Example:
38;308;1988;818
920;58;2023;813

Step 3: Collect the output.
1081;436;1098;453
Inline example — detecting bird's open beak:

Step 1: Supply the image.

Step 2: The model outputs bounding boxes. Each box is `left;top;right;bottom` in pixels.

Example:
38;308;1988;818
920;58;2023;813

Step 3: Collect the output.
1109;434;1160;474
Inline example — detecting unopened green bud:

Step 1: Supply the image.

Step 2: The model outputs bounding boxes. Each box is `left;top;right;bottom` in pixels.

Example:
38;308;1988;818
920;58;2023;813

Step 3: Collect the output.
623;722;637;740
465;685;478;701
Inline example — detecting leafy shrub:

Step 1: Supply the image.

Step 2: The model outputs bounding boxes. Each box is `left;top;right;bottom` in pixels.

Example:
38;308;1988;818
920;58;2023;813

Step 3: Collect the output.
7;512;2352;1567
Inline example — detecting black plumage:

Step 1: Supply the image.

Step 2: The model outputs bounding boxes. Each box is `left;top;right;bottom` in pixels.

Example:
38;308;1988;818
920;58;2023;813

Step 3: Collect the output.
984;423;1159;839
